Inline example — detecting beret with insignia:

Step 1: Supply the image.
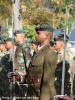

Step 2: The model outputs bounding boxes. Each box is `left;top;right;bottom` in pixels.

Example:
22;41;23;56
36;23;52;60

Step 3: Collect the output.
54;34;69;42
14;29;25;34
6;38;13;42
35;25;54;32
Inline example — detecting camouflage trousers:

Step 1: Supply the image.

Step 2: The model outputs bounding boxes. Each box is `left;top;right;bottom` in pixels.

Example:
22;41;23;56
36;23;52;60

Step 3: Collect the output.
14;82;28;98
0;67;10;97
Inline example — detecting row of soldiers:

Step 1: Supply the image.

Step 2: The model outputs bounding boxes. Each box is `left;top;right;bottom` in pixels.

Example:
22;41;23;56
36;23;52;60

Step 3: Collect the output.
0;25;75;100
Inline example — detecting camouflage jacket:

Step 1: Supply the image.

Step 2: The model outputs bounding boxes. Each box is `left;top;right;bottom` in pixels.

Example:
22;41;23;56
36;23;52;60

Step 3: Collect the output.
15;43;31;83
0;67;10;97
0;51;10;96
1;48;14;73
0;50;7;71
0;50;7;59
57;46;73;64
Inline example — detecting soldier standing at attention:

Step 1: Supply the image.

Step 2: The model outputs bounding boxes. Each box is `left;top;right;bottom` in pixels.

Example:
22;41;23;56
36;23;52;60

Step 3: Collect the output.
1;38;14;73
54;34;71;95
8;29;31;96
27;25;57;100
0;40;6;59
0;40;10;97
5;38;14;53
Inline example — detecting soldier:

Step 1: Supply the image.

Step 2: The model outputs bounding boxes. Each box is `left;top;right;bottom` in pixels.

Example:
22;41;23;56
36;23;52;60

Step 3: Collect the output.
54;34;71;95
0;40;7;68
8;29;31;97
0;40;10;97
27;25;57;100
1;38;14;73
0;40;6;58
5;37;14;51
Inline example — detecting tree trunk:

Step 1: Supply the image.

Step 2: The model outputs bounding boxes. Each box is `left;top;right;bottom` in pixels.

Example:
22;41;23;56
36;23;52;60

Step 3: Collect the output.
12;0;23;32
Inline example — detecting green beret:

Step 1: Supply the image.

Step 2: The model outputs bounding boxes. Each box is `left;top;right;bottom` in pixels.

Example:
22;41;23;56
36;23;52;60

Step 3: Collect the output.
54;34;69;42
35;25;54;32
6;38;13;42
0;40;5;44
15;29;25;34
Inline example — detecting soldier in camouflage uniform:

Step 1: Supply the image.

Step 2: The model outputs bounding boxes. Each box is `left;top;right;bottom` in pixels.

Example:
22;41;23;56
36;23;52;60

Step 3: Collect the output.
8;29;31;97
0;40;7;58
1;38;14;73
54;34;72;95
0;40;10;97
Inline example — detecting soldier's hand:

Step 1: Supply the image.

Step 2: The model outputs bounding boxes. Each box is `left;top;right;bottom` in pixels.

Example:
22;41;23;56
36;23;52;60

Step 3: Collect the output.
14;72;21;81
8;72;21;82
56;96;73;100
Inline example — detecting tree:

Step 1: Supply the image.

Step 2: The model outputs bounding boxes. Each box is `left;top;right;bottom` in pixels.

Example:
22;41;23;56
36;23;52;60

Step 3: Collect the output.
12;0;22;31
0;0;75;35
0;0;11;26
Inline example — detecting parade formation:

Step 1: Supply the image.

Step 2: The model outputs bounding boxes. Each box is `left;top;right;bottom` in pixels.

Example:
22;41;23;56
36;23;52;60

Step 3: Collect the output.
0;0;75;100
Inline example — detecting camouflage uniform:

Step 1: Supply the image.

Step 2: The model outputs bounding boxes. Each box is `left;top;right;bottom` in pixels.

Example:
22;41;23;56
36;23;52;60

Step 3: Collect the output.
0;50;10;97
15;43;31;96
1;48;14;73
55;46;72;95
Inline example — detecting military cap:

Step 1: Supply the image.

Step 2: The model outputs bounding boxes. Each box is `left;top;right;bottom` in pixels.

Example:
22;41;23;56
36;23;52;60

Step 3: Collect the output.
54;34;69;42
14;29;25;34
35;25;54;32
6;38;13;42
0;40;5;44
32;41;39;46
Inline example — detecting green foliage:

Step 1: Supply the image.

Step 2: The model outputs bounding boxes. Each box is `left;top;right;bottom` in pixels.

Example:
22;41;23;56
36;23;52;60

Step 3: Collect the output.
0;0;75;36
0;5;10;17
23;25;36;42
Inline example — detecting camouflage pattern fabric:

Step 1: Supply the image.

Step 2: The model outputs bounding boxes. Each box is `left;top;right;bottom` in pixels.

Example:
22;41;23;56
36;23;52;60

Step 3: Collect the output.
0;49;14;97
15;43;31;83
14;43;32;97
1;49;13;73
55;47;72;95
0;50;7;59
57;46;73;64
1;54;13;73
55;60;71;95
0;67;10;97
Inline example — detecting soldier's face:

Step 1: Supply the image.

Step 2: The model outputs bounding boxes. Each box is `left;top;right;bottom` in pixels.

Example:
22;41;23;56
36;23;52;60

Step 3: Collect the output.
0;44;6;51
5;41;13;49
14;34;22;42
36;31;46;43
54;41;64;51
14;34;25;43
